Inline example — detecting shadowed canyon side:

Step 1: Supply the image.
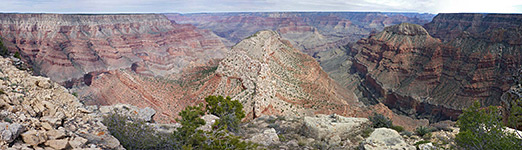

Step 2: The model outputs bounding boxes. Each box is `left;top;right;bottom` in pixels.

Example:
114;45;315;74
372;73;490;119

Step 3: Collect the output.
78;30;428;129
0;14;227;83
80;30;364;122
319;13;522;122
165;12;434;56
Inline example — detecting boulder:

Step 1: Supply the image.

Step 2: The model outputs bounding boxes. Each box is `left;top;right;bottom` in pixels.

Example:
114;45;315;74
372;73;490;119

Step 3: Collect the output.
0;122;23;143
45;139;69;150
249;128;280;146
46;129;66;140
197;114;219;132
69;136;88;148
418;142;437;150
100;104;156;122
303;114;370;143
21;130;47;146
361;128;415;150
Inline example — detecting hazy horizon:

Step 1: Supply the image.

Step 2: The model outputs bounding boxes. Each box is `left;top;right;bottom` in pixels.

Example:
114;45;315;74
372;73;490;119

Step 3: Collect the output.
1;0;522;14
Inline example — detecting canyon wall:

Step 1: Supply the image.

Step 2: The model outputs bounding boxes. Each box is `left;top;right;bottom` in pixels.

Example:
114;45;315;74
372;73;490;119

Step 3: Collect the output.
319;13;522;122
165;12;434;56
0;14;227;83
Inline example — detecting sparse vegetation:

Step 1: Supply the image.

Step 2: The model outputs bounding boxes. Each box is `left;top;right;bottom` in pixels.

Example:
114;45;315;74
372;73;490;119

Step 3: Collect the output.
369;113;393;128
391;125;405;132
103;95;257;150
414;140;431;146
0;38;9;57
205;95;245;132
455;101;522;150
415;126;432;139
103;112;174;149
362;127;374;138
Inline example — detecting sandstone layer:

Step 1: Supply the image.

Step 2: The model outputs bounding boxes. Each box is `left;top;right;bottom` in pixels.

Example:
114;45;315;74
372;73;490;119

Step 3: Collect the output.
0;13;227;83
165;12;434;56
320;13;521;122
77;30;427;130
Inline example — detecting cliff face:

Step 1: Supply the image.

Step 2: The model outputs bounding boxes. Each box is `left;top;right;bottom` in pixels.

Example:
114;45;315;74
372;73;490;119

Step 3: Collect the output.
77;30;428;129
424;13;522;43
0;14;227;83
323;14;522;122
79;31;362;122
213;30;362;119
165;12;434;56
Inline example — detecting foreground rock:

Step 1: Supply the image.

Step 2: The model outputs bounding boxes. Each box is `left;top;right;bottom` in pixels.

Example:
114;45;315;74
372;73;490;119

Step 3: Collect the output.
362;128;415;150
303;114;369;145
0;57;123;149
240;114;372;149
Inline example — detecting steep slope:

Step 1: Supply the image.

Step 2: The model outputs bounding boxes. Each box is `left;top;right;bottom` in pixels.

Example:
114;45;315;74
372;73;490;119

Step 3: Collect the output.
165;12;434;56
79;30;362;122
0;14;227;83
322;14;521;122
350;23;461;121
0;57;122;149
424;13;522;109
212;30;362;119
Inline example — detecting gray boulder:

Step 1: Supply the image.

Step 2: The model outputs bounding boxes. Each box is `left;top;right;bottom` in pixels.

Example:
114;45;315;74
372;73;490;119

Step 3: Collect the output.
303;114;370;145
249;128;280;146
362;128;415;150
0;122;23;143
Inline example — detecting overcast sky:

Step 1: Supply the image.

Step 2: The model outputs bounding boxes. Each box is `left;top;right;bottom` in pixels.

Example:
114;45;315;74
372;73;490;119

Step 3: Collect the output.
1;0;522;14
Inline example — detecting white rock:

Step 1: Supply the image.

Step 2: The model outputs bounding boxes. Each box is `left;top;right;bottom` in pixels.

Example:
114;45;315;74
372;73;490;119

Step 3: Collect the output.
362;128;415;150
249;128;280;146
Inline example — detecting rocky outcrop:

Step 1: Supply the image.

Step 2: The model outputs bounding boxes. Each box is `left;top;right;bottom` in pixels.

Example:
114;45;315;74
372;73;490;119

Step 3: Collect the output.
248;128;280;146
361;128;415;150
303;114;370;145
213;30;362;119
166;12;434;56
0;57;122;149
322;17;521;122
0;13;227;83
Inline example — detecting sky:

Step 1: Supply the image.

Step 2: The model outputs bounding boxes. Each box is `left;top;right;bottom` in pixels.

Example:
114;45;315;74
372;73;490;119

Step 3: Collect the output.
1;0;522;14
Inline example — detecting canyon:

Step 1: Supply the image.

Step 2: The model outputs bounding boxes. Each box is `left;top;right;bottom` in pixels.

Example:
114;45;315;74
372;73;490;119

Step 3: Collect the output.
0;14;227;83
165;12;434;56
318;13;522;122
0;12;520;127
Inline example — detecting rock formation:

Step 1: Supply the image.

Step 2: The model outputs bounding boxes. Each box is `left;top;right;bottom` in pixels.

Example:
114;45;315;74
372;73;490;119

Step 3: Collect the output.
0;57;122;149
212;30;363;119
166;12;434;56
361;128;415;150
0;13;227;83
320;13;521;122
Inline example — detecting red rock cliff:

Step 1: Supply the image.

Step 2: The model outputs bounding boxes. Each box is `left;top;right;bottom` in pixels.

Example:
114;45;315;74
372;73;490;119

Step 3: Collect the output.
0;14;227;83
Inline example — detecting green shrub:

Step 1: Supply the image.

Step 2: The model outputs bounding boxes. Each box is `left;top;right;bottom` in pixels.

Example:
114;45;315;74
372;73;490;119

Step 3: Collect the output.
13;51;21;59
103;112;175;149
414;140;431;146
401;131;413;137
391;125;405;132
205;95;245;132
369;113;393;128
362;127;374;138
0;38;9;57
175;96;257;149
104;95;258;150
415;126;432;139
456;101;522;150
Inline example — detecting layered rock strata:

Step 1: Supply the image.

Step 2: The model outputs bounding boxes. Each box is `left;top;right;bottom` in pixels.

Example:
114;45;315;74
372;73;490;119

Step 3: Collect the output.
0;13;227;83
166;12;434;56
325;13;521;122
